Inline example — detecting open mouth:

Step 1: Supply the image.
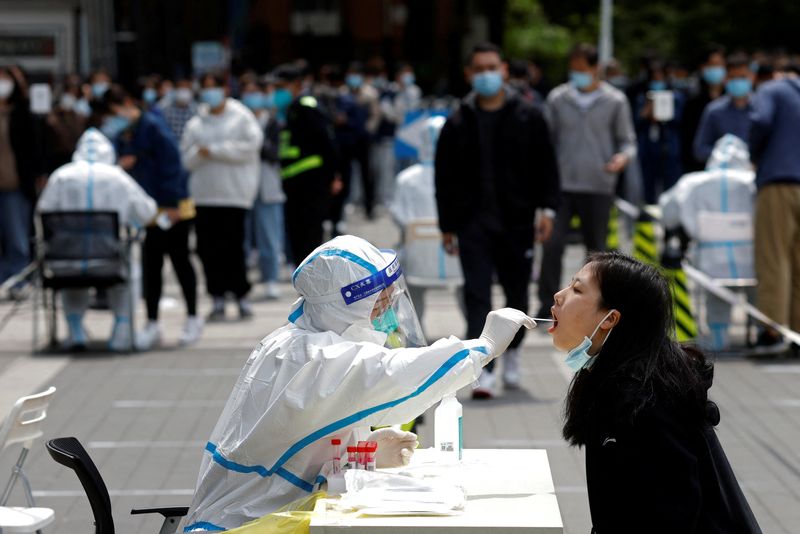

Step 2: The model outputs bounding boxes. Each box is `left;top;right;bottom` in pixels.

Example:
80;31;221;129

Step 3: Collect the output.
549;309;558;333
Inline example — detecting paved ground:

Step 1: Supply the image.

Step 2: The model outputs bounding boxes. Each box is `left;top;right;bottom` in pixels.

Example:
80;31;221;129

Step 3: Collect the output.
1;211;799;533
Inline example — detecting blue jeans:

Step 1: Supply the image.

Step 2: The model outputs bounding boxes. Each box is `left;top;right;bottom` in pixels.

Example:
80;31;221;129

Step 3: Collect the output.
0;190;31;285
253;200;284;283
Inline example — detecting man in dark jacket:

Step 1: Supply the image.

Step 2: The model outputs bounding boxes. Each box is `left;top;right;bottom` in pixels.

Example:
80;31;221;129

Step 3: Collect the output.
274;63;340;265
102;85;201;350
435;42;560;398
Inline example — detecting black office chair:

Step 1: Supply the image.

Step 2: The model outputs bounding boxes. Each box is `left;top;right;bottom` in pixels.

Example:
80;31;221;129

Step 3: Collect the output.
32;211;137;351
46;437;188;534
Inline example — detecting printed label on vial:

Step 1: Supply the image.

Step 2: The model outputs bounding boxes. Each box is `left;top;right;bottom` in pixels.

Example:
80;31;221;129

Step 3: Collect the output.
440;441;454;452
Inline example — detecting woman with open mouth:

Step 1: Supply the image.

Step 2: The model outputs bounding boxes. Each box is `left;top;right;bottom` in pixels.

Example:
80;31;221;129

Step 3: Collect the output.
549;251;760;533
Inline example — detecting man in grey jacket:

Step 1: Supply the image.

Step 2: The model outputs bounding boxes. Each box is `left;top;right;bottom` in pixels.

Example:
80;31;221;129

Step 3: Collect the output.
537;43;637;317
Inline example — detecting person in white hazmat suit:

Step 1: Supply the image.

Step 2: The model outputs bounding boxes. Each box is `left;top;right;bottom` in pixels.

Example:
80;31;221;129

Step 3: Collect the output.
659;134;755;350
36;128;157;350
389;115;463;324
182;234;535;532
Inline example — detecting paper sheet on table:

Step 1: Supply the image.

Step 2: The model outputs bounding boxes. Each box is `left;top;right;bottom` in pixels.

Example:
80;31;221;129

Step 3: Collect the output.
335;469;466;516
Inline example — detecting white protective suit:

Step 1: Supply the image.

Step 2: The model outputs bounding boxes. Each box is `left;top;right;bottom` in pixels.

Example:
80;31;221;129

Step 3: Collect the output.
37;128;157;346
183;235;492;532
389;116;462;321
659;134;756;349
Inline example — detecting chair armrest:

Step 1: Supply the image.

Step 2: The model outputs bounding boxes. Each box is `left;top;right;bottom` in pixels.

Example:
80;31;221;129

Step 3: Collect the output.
130;506;189;518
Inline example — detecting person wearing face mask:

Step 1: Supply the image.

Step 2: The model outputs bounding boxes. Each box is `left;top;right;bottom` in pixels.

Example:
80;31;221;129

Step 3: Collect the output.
88;69;112;102
550;251;760;533
160;78;197;142
632;59;685;204
273;63;340;267
682;45;727;173
435;42;560;398
693;53;754;165
181;234;537;531
181;73;263;322
45;79;87;173
102;85;202;349
536;43;636;334
0;65;45;297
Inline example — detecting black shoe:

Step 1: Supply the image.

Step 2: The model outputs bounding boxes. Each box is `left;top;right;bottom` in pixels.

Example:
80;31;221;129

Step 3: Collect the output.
207;308;226;323
749;330;789;357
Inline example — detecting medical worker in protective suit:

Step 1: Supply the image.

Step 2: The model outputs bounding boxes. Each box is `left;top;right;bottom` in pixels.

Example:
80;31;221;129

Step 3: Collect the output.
389;115;463;324
183;235;535;531
37;128;157;351
659;134;755;351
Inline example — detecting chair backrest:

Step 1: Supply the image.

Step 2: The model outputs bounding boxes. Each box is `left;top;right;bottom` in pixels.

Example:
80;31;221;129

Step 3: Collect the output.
39;211;122;261
0;387;56;452
46;437;114;534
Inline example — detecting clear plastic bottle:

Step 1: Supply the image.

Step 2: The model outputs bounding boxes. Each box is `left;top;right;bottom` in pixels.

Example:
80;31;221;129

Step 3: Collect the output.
434;394;462;462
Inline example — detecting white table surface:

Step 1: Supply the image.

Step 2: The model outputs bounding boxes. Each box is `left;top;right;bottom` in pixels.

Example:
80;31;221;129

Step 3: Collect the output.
310;448;564;533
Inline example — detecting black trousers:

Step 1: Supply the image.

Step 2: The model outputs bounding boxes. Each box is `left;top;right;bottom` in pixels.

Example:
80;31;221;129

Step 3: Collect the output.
330;139;375;223
457;220;534;372
142;219;197;320
195;206;250;299
283;174;331;265
537;192;613;312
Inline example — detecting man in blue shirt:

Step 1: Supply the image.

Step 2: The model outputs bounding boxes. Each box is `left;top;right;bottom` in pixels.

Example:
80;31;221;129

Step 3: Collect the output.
749;67;800;353
693;53;754;165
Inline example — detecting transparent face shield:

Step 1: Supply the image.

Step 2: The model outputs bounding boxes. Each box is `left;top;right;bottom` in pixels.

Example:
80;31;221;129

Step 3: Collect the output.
341;252;427;349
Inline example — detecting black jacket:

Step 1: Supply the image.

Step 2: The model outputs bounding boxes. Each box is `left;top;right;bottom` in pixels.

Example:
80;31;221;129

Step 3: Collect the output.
434;89;560;233
279;95;338;189
8;101;45;201
585;371;760;533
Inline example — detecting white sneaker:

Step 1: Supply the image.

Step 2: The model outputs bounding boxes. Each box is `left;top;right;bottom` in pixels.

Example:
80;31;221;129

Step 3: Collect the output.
135;321;162;351
108;317;132;352
179;316;204;346
503;348;521;389
472;370;496;399
265;281;281;300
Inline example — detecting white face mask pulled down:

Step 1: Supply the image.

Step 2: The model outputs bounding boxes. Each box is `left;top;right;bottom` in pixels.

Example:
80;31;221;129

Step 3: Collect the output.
563;310;615;372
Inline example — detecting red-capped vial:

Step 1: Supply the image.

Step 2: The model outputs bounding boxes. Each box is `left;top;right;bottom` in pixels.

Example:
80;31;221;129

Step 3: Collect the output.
366;441;378;471
357;441;368;469
346;446;358;469
331;438;342;475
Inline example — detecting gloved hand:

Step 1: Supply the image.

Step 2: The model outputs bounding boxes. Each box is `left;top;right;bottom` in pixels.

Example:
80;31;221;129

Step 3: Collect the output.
367;427;419;468
479;308;537;360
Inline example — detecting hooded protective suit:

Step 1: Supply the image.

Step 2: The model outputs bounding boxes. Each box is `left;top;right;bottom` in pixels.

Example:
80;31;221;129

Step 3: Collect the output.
37;128;157;348
659;134;756;349
183;235;493;532
390;115;462;288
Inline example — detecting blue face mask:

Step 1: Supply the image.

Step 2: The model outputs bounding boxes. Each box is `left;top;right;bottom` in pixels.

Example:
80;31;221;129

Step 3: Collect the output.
346;74;363;89
401;72;416;86
273;88;293;112
702;66;726;85
100;114;131;140
142;88;158;105
725;78;752;98
371;308;400;335
263;91;276;109
241;92;263;110
563;310;615;373
200;87;225;108
649;80;667;91
472;70;503;97
92;82;109;99
569;71;594;90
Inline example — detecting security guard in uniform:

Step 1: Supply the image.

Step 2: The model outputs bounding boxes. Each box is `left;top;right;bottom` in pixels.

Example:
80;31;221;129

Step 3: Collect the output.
273;63;340;264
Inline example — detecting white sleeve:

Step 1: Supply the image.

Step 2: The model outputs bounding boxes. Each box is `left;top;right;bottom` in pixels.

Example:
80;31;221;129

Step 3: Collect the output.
36;174;61;213
180;118;203;171
118;170;158;227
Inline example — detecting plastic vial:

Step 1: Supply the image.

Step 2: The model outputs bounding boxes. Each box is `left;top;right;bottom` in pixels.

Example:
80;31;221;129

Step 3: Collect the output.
434;394;463;462
331;438;341;475
357;441;368;469
346;446;358;470
365;441;378;471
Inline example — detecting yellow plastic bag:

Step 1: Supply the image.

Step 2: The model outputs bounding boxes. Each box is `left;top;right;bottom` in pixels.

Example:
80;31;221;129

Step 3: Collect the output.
224;492;327;534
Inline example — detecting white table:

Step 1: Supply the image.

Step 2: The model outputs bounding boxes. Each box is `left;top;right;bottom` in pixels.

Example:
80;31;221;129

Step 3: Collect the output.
310;448;563;533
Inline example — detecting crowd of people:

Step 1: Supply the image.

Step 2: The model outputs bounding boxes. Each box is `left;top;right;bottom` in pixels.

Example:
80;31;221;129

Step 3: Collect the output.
1;41;799;362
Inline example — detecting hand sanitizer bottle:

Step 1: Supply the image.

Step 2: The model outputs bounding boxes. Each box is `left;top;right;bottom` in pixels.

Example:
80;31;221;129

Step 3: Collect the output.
434;394;462;462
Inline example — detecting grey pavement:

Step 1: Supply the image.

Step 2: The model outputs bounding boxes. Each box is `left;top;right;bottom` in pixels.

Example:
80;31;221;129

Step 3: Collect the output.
0;210;799;533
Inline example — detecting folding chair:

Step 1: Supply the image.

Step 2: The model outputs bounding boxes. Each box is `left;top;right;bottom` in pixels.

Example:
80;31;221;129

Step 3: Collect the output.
0;387;56;533
46;437;187;534
31;211;137;352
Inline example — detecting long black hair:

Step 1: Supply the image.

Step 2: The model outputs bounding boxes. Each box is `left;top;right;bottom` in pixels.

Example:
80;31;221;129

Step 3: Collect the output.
563;251;711;446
